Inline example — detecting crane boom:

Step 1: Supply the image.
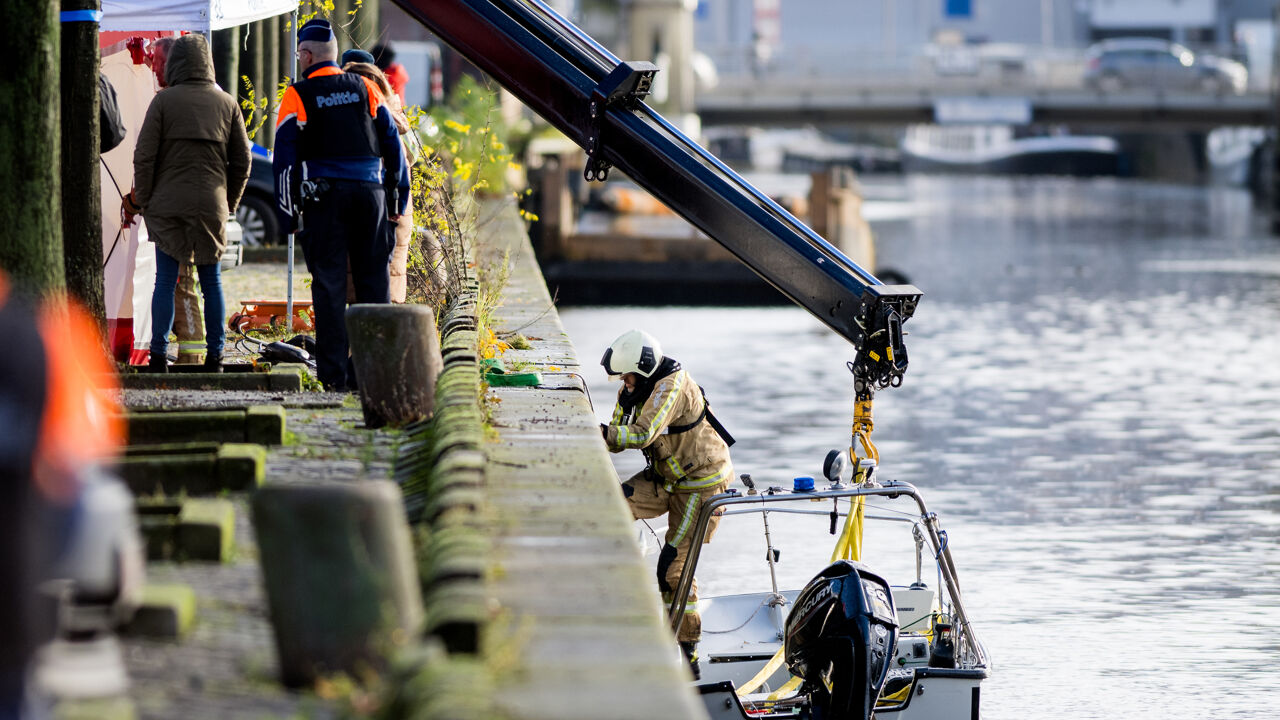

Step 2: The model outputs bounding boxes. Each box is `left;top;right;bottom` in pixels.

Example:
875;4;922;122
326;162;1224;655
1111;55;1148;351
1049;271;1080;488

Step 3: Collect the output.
392;0;921;389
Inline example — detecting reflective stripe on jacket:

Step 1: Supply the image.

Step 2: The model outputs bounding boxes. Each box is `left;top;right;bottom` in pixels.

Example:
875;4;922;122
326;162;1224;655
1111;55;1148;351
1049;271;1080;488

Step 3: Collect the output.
272;62;406;228
605;369;732;493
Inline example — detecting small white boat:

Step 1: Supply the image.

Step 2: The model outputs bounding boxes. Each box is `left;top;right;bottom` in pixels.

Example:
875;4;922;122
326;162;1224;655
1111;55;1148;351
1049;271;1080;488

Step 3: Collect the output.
901;124;1120;176
668;452;990;719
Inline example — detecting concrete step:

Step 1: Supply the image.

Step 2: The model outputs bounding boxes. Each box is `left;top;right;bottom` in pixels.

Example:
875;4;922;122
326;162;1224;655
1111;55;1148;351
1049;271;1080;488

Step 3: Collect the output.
122;405;285;445
116;444;266;495
120;365;304;391
138;498;236;562
121;584;197;640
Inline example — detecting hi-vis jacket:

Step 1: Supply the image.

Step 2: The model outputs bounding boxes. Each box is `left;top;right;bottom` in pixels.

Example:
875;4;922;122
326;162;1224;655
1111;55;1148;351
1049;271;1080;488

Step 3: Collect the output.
605;369;732;493
272;61;407;231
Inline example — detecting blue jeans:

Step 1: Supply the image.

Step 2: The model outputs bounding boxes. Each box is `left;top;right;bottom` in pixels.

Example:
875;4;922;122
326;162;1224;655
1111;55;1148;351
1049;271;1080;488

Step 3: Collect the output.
150;248;225;359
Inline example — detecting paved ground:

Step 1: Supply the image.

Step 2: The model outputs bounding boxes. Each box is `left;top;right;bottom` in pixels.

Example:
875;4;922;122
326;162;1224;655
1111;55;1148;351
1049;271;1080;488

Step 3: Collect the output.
95;213;706;718
116;389;399;719
109;253;399;720
218;260;313;364
118;387;396;718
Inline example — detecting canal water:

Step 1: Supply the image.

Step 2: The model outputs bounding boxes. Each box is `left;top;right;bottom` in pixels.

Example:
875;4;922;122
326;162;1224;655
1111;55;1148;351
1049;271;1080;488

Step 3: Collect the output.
560;174;1280;720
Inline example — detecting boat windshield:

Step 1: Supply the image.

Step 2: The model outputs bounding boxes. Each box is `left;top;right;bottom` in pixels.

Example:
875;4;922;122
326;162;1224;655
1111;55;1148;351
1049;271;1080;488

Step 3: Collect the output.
694;496;935;601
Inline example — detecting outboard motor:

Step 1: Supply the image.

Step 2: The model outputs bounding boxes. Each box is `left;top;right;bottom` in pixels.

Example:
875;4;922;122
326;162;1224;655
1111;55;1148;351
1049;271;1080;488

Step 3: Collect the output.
784;561;898;720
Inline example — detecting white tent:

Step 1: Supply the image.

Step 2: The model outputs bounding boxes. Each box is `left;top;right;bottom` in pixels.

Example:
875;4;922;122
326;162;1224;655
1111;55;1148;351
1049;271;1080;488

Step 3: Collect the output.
101;0;298;33
98;1;298;362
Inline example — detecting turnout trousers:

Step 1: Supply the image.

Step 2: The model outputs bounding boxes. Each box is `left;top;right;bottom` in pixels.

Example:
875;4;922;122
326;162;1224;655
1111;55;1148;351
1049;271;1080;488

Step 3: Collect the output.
297;179;391;389
173;263;205;364
623;470;730;643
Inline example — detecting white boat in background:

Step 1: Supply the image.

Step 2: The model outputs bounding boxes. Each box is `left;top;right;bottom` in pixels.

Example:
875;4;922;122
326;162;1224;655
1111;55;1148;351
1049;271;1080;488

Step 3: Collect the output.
705;126;902;174
669;451;990;720
901;124;1121;176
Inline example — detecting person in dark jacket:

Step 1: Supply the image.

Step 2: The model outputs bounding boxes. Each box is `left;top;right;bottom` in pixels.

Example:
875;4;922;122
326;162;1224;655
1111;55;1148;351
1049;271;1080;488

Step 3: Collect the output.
273;19;406;390
126;33;251;373
99;73;125;155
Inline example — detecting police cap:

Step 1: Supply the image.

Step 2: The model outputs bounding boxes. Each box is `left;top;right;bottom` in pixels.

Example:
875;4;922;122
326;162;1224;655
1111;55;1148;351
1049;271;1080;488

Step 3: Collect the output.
342;49;376;65
298;18;335;44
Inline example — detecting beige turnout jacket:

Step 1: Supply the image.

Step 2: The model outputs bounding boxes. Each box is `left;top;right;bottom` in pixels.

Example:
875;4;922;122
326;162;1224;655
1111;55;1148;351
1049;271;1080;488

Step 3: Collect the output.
605;369;732;492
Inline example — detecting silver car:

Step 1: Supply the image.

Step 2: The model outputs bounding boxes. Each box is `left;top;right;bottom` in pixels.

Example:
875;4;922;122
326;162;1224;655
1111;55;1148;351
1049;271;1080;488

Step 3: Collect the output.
1084;38;1247;95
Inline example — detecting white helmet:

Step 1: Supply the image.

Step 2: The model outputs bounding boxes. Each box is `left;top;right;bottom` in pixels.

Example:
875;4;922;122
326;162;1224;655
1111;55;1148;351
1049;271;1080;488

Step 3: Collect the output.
601;329;663;378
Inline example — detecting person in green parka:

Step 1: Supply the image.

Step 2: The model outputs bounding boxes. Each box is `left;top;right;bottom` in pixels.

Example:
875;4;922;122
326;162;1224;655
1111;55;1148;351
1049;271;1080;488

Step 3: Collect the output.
126;33;250;372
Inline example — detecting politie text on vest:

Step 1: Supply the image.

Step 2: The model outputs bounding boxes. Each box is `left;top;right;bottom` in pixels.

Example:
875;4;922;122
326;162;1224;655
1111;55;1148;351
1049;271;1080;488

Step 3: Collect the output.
315;91;362;108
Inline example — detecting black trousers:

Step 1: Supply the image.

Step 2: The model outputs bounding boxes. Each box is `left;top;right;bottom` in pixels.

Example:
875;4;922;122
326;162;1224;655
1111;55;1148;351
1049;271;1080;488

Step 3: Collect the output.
298;179;391;389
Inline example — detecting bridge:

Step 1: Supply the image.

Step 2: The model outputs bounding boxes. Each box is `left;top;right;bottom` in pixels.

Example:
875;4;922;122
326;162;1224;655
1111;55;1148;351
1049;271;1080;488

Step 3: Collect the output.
694;46;1274;129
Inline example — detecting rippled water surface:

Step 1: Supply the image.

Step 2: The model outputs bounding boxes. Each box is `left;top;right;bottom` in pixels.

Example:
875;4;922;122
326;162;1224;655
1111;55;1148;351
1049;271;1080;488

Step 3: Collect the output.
560;175;1280;720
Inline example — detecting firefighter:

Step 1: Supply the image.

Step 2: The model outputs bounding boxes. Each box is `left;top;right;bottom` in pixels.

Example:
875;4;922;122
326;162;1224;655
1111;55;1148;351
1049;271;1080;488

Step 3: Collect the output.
272;18;406;390
600;329;734;679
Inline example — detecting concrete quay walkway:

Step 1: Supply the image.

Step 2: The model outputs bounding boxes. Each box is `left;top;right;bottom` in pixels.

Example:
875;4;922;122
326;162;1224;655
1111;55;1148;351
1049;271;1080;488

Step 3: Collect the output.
99;207;705;719
116;389;387;720
476;206;707;719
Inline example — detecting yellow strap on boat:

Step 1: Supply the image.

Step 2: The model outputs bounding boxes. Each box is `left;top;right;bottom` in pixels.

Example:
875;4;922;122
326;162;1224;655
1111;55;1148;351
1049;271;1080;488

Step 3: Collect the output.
833;393;874;563
766;676;803;701
737;392;879;699
877;683;912;706
737;646;786;696
829;494;864;563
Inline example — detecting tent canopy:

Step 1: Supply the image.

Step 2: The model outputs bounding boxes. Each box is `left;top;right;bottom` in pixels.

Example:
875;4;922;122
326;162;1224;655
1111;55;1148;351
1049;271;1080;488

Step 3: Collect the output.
101;0;298;33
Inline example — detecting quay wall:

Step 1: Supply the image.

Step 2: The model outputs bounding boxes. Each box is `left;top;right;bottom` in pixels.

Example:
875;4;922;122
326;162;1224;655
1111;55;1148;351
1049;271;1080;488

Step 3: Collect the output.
415;202;708;719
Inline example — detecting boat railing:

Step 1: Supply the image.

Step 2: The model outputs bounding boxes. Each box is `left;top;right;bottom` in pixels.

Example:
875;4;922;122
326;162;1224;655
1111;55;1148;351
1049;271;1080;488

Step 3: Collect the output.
668;480;990;670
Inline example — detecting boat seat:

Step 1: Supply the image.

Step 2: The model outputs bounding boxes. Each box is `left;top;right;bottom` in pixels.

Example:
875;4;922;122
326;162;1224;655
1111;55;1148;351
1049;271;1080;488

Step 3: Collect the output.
891;586;936;633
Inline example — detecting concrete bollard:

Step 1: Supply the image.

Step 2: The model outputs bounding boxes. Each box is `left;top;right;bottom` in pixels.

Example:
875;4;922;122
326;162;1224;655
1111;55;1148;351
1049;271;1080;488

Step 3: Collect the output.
345;304;444;429
252;480;424;688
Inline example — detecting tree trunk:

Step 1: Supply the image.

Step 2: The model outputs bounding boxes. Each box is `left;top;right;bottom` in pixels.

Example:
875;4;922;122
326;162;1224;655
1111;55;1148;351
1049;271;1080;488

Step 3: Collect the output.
331;0;351;53
212;26;240;97
263;15;280;145
0;0;64;296
61;0;105;324
278;13;295;86
241;20;265;144
351;0;380;52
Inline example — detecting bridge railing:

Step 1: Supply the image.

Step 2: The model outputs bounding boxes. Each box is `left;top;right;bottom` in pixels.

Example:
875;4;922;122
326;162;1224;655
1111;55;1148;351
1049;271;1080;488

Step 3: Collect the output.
699;43;1263;96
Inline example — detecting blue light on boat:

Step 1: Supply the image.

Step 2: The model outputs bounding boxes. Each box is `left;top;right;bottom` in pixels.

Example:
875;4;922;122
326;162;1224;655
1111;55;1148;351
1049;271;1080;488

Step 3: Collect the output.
793;476;815;492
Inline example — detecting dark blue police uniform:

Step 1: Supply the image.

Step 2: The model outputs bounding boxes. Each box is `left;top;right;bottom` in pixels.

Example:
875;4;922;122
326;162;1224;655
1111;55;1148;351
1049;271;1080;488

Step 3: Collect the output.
273;20;406;390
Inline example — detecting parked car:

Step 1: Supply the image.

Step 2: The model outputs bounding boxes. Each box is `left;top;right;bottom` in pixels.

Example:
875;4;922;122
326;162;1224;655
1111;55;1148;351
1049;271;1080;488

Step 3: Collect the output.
1084;38;1247;95
236;144;281;246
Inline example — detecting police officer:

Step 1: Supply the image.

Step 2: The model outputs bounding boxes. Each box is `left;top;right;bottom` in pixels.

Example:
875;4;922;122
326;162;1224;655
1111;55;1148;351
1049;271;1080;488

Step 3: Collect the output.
273;19;407;390
600;330;734;679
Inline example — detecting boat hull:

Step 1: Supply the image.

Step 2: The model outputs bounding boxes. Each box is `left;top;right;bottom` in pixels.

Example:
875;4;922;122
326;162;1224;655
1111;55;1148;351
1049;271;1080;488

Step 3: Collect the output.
901;148;1121;176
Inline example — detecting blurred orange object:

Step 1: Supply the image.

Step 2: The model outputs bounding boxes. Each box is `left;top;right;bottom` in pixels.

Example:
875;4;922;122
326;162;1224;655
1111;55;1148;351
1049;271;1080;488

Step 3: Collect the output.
0;274;124;504
228;300;316;333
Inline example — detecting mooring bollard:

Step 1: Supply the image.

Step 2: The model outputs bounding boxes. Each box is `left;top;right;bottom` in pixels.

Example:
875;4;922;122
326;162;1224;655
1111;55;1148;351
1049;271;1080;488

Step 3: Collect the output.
252;481;424;688
345;304;443;429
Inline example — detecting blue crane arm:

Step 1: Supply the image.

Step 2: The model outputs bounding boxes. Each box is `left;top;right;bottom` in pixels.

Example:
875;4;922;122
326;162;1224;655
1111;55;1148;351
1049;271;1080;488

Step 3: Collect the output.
391;0;921;389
